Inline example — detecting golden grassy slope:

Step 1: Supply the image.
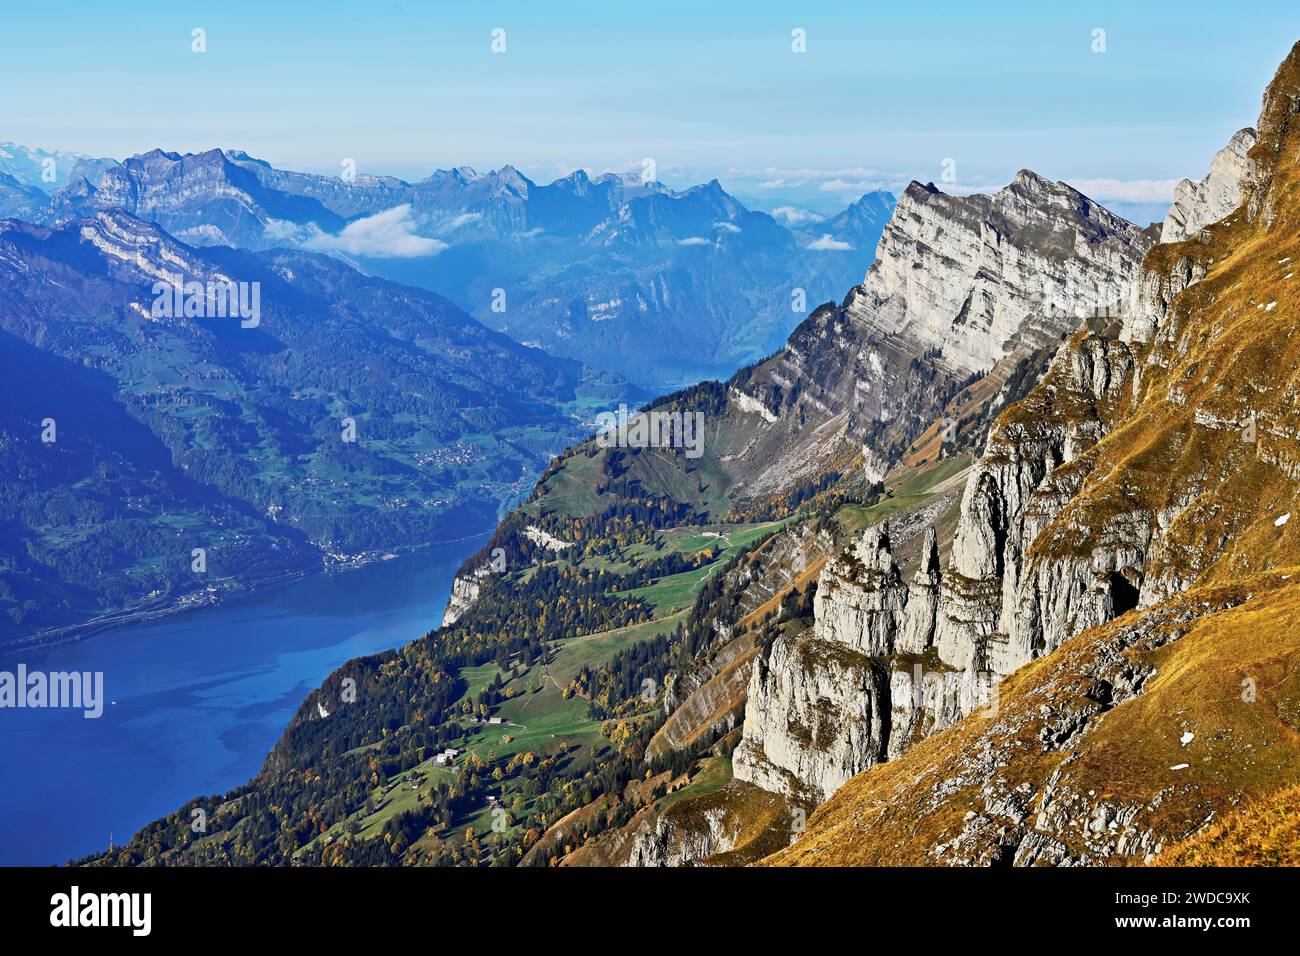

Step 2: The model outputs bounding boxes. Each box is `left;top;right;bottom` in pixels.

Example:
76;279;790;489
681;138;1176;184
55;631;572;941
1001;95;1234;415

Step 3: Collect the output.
1157;783;1300;866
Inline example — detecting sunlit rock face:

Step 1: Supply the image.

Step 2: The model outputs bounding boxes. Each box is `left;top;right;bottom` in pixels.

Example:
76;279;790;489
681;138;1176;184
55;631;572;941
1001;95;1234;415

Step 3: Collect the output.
1160;128;1258;245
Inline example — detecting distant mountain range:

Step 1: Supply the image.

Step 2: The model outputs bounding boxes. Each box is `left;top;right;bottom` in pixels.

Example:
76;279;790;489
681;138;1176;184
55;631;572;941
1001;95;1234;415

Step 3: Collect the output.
0;146;894;388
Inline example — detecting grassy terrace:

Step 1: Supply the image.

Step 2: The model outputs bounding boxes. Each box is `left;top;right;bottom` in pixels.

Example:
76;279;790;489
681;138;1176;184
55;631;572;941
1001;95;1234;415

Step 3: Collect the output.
301;612;687;853
308;519;783;854
835;452;969;535
657;755;733;812
616;521;784;612
524;439;737;521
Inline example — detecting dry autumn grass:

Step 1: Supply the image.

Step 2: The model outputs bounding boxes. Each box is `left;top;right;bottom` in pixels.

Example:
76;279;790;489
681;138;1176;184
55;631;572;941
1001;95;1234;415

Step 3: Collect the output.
1158;783;1300;866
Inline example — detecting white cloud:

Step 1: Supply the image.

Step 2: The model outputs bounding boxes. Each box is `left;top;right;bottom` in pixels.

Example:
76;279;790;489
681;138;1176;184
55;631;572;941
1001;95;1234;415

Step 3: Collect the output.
1066;178;1180;204
305;205;447;258
515;226;544;239
713;221;741;233
820;178;885;193
730;165;877;183
262;218;318;243
771;206;824;225
677;236;711;246
448;212;482;229
807;234;853;251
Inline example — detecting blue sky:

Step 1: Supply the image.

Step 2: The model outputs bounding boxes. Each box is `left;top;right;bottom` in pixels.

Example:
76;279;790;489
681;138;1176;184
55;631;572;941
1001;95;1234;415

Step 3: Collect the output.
2;1;1297;221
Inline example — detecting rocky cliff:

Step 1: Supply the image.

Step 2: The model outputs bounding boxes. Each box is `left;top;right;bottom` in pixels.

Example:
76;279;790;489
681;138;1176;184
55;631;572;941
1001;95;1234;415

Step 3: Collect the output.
723;171;1155;500
769;574;1300;866
731;176;1160;803
841;171;1151;375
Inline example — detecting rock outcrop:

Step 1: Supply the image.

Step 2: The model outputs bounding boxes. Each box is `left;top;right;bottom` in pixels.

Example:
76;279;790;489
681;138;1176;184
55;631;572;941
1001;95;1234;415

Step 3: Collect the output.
616;776;797;868
441;566;492;627
769;576;1300;867
625;804;737;867
733;508;977;802
725;171;1155;501
1123;127;1257;343
1160;128;1258;244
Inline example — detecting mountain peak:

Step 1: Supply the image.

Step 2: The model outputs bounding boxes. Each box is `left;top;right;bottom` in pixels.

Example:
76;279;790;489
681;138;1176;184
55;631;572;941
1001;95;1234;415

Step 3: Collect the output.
132;148;183;163
679;179;732;205
1161;127;1258;243
854;164;1150;374
225;149;271;168
904;180;941;199
1008;168;1054;191
1243;39;1300;227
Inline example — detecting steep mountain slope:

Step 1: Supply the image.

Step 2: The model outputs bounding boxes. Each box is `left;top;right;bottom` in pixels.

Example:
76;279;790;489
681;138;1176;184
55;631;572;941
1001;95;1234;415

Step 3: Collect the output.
0;210;592;648
37;147;890;388
767;575;1300;865
1159;782;1300;866
763;41;1300;865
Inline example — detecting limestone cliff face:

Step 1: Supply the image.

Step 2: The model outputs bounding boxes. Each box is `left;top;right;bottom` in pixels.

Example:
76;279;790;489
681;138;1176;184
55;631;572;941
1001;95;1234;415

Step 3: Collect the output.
732;174;1158;805
714;169;1156;504
441;567;491;627
932;54;1300;687
733;505;974;802
625;803;737;867
1160;128;1257;244
1121;249;1210;344
846;171;1150;375
938;335;1142;677
736;299;1196;805
1122;127;1257;343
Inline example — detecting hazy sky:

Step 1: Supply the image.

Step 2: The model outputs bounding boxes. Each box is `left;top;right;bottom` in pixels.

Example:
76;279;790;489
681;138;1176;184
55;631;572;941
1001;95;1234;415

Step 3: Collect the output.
3;1;1296;220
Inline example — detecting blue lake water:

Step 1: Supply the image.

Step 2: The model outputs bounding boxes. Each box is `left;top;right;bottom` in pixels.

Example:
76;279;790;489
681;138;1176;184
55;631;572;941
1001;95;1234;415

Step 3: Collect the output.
0;536;482;866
